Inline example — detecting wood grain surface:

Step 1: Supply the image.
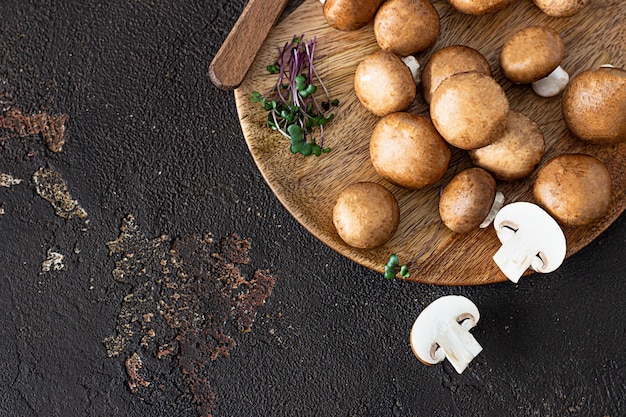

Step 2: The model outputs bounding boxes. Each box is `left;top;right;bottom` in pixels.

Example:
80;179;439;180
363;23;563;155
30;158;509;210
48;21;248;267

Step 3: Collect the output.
234;0;626;285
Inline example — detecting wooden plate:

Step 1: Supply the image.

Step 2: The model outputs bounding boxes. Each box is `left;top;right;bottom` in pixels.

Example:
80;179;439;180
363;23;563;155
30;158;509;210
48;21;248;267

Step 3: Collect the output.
234;0;626;285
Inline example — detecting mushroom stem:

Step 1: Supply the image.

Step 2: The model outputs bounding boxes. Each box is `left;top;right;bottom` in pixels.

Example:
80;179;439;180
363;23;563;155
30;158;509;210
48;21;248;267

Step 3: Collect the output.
435;319;483;374
479;191;504;228
401;55;421;85
532;66;569;97
493;226;544;282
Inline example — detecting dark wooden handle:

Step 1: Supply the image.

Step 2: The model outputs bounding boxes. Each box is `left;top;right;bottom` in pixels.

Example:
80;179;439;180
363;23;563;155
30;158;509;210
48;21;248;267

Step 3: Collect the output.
209;0;290;90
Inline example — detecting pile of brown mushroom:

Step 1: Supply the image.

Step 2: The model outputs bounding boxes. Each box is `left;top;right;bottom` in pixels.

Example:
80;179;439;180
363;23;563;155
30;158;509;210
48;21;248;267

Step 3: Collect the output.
321;0;624;281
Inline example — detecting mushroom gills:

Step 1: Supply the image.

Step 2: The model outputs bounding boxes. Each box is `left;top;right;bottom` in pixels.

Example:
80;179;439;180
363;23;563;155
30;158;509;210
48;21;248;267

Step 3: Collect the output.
493;202;566;283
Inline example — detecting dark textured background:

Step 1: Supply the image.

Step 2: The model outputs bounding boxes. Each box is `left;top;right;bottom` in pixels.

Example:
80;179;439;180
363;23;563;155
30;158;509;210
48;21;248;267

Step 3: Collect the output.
0;1;625;416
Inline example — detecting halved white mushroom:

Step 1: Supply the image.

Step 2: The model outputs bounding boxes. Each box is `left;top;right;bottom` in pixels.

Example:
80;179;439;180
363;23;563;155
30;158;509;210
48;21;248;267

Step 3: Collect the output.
410;295;482;374
492;202;566;283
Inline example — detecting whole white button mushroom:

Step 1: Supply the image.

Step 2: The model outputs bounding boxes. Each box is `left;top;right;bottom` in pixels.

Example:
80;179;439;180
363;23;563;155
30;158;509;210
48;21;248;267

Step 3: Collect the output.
500;26;569;97
492;202;566;283
410;295;482;374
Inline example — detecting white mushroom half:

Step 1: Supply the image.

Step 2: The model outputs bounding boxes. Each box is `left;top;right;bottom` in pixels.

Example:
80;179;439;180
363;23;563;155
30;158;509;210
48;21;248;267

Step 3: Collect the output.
410;295;482;374
493;202;567;283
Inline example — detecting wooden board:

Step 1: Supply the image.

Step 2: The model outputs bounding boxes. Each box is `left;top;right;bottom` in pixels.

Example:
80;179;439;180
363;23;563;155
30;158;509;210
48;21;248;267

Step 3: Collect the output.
234;0;626;285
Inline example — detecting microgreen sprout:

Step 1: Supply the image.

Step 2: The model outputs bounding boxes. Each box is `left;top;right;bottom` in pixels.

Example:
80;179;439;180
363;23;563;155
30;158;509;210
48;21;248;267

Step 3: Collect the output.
383;184;446;280
250;35;339;157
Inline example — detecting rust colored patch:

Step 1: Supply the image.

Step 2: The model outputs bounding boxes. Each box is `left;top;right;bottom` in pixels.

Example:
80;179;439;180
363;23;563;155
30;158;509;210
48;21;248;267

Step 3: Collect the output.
0;108;69;152
105;215;276;417
125;352;151;394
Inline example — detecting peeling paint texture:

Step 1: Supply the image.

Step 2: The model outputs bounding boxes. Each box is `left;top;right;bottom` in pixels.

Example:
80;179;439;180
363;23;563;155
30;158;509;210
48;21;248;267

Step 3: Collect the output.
33;167;88;220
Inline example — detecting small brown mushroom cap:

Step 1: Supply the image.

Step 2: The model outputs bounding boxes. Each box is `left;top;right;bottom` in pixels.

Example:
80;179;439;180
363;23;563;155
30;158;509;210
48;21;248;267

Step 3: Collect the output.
562;66;626;144
439;167;496;233
533;0;589;17
374;0;440;57
354;50;417;117
323;0;386;31
500;26;564;84
469;110;545;181
430;71;510;150
421;45;492;103
370;112;451;190
333;182;400;249
448;0;515;15
533;154;612;227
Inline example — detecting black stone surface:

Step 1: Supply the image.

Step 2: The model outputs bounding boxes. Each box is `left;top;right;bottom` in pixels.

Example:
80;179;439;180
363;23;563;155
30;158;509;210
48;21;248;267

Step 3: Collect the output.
0;1;625;416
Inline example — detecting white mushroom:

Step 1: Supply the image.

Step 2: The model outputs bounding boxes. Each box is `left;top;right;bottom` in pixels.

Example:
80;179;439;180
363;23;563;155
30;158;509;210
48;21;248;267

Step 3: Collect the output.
410;295;482;374
492;202;566;283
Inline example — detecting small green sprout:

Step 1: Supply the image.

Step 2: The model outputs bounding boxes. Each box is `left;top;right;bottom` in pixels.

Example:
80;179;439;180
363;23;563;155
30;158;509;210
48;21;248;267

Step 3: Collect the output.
384;254;410;279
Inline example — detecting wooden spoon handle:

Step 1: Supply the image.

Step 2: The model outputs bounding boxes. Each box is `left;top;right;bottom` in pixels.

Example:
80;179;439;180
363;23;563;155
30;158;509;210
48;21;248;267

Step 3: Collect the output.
209;0;290;90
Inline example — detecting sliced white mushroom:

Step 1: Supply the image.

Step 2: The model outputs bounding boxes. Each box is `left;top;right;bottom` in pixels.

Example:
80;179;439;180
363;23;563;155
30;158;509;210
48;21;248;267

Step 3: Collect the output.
493;202;567;283
532;66;570;97
410;295;482;374
401;55;421;85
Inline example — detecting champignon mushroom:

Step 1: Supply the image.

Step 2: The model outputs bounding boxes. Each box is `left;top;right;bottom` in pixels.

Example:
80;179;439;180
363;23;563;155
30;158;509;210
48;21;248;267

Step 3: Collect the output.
410;295;482;374
561;66;626;144
493;202;566;283
421;45;492;103
354;50;417;117
469;110;545;181
533;154;613;227
333;182;400;249
430;71;510;150
447;0;515;15
439;167;504;233
322;0;385;31
370;112;451;190
499;26;569;97
532;0;589;16
373;0;440;57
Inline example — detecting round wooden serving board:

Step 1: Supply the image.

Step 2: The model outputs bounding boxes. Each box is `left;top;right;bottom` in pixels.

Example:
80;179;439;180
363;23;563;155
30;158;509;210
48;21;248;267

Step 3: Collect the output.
234;0;626;285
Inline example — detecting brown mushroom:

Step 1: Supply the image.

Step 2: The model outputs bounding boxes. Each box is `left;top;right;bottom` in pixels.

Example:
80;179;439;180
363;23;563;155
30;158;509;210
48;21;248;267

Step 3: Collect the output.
447;0;515;15
499;26;569;97
562;66;626;144
370;112;450;190
322;0;385;31
532;0;589;17
421;45;492;104
469;110;545;181
333;182;400;249
533;154;612;227
354;50;417;117
439;167;502;233
373;0;440;57
430;71;510;150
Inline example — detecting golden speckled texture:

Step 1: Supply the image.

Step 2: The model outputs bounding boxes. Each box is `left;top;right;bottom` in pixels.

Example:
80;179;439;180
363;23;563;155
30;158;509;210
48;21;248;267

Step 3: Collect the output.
323;0;385;31
533;0;589;17
448;0;515;15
